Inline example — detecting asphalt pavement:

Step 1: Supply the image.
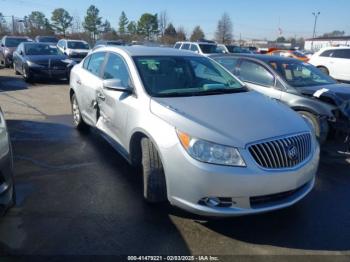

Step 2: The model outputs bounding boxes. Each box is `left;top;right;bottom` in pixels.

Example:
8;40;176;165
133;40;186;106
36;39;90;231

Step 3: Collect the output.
0;69;349;260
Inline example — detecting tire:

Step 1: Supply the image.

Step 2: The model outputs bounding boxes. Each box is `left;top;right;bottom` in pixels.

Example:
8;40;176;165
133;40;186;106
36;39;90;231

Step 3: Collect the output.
317;66;329;75
141;138;167;203
22;66;32;82
13;63;20;75
298;111;328;144
71;93;90;131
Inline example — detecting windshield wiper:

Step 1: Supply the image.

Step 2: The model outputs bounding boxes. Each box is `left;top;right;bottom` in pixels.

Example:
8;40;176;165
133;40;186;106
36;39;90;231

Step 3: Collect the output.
156;88;247;97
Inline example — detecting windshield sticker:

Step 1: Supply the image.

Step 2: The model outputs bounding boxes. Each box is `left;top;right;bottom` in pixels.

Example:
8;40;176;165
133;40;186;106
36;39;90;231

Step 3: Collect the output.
313;88;329;98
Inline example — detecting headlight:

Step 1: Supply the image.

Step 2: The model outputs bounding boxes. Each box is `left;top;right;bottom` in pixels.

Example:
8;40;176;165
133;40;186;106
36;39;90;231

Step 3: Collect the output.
27;60;42;67
0;109;7;129
177;130;246;167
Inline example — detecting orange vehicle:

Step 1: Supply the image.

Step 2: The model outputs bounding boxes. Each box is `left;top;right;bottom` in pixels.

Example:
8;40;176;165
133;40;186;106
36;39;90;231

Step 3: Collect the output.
267;49;309;62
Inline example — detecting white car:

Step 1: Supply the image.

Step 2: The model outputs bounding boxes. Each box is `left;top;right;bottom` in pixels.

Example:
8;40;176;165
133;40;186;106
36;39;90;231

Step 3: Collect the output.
57;39;90;62
309;47;350;82
174;41;220;56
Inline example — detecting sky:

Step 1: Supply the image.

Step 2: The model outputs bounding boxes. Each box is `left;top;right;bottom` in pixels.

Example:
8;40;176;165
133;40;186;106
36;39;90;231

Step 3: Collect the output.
1;0;350;40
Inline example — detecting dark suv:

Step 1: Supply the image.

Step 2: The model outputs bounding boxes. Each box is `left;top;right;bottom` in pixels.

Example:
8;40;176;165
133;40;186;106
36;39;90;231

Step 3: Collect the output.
0;36;31;67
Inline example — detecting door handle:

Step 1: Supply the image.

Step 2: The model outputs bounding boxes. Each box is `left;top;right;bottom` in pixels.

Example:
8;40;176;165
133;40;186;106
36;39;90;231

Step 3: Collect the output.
76;79;82;85
97;92;106;101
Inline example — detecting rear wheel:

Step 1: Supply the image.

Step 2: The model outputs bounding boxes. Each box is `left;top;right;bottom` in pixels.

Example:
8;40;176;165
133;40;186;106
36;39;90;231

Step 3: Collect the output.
141;138;167;203
317;66;329;75
298;111;328;144
71;93;90;131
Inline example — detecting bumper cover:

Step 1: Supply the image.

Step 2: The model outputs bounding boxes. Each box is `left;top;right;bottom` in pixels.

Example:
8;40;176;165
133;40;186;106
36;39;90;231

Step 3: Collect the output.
161;140;320;217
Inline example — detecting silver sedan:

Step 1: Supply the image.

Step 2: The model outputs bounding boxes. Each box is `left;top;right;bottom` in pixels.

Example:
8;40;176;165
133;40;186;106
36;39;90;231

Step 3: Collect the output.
69;46;320;217
0;108;15;216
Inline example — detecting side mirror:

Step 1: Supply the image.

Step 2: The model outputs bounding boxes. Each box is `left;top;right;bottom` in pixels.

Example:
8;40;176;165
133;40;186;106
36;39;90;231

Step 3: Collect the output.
1;44;4;47
20;50;24;55
103;79;133;93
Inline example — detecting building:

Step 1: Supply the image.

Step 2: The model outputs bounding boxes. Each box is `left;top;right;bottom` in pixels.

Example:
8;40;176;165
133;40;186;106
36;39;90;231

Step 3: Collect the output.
305;36;350;51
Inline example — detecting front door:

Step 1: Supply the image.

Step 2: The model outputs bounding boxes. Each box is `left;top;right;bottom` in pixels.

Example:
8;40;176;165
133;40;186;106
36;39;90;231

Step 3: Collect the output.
96;52;134;146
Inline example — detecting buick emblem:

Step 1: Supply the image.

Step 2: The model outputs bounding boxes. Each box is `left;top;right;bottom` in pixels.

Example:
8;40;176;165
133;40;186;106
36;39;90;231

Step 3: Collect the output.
287;145;298;161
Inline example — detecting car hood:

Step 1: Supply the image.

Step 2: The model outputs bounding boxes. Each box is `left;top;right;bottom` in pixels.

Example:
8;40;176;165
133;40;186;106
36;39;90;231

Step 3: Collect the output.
150;91;310;148
297;83;350;106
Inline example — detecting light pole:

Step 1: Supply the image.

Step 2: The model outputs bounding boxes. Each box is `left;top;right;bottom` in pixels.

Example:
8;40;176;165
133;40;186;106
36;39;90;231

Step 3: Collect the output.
311;12;320;51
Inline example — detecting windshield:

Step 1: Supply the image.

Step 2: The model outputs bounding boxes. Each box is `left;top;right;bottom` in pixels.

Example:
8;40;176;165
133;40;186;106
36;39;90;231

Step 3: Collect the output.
133;56;245;97
5;38;30;47
269;61;337;87
38;37;59;43
226;46;250;53
199;44;220;54
67;41;90;50
25;44;61;56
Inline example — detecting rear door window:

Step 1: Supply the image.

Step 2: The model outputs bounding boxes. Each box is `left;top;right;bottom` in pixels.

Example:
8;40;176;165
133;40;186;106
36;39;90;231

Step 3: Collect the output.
239;60;275;86
181;43;190;50
190;44;199;52
332;49;350;59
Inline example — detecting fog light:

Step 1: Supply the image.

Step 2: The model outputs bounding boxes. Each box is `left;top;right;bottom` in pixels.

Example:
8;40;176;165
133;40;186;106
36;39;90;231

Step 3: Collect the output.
204;197;221;207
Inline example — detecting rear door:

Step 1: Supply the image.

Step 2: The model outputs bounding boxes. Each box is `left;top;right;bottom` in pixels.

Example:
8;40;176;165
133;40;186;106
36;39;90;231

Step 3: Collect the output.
75;52;106;125
237;59;282;100
331;49;350;81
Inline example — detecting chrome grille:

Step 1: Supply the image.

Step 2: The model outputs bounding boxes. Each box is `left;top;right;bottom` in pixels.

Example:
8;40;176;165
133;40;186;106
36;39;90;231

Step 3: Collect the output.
248;133;312;169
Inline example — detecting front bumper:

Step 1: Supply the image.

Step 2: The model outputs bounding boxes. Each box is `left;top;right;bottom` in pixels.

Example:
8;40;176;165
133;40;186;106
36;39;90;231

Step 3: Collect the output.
161;137;320;217
28;67;69;79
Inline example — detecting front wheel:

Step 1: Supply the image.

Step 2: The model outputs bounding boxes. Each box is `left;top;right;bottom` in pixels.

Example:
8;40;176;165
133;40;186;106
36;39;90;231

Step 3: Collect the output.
71;93;90;131
298;111;328;144
13;63;20;75
141;138;167;203
22;66;32;82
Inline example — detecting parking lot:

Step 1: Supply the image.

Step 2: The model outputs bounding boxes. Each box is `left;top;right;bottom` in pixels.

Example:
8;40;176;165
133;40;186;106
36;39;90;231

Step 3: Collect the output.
0;67;349;258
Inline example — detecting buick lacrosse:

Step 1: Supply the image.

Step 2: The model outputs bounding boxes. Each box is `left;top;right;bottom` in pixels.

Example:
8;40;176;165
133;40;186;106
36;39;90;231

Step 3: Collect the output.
69;46;319;216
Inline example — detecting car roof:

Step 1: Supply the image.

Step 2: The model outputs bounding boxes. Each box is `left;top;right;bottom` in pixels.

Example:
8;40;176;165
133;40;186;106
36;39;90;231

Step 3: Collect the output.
62;39;88;43
4;35;29;39
208;53;301;63
96;46;202;57
318;46;350;51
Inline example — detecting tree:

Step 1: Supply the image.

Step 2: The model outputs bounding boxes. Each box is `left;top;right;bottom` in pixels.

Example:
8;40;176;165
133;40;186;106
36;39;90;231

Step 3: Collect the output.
0;13;9;34
276;36;286;42
176;26;186;41
322;30;345;38
102;19;112;33
27;11;53;36
190;26;205;42
83;5;102;40
215;13;233;44
118;11;128;35
71;12;82;33
51;8;73;37
161;23;177;44
127;21;137;35
137;13;159;40
158;10;168;37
